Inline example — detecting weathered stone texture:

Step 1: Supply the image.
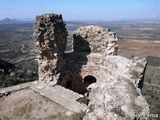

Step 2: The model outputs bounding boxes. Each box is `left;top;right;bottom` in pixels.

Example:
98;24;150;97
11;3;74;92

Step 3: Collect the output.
33;13;68;83
57;53;113;94
33;13;149;120
73;26;118;55
83;56;149;120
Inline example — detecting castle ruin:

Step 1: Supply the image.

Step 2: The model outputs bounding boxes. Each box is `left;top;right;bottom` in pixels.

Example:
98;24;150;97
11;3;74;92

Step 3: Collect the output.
33;13;149;120
33;13;118;94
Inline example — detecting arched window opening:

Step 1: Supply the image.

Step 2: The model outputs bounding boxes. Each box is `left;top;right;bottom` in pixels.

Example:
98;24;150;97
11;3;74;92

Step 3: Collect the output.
84;75;96;87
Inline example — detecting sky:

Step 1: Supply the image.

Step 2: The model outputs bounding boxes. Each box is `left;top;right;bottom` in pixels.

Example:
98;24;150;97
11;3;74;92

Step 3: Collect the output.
0;0;159;21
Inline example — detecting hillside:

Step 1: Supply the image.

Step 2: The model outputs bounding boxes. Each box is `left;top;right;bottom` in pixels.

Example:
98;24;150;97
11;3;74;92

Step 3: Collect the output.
0;18;33;24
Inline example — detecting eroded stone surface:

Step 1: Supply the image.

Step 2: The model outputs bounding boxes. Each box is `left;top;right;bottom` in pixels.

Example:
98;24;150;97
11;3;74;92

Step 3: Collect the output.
57;53;113;94
73;26;118;55
33;13;149;120
33;13;68;83
83;56;149;120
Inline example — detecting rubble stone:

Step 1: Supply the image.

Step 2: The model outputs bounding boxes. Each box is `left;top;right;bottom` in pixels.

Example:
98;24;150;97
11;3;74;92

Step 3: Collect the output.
33;13;149;120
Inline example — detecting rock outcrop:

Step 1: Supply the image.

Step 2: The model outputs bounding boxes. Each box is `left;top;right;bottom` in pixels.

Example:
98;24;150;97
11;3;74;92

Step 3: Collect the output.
33;13;149;120
83;56;149;120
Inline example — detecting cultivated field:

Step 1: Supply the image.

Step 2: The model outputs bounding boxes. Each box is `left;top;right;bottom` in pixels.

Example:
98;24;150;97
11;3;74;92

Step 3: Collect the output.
118;40;160;58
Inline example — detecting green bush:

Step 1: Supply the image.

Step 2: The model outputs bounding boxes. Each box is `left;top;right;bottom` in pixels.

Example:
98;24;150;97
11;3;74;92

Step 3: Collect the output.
146;56;160;67
0;59;38;88
142;87;160;120
71;111;86;120
77;96;90;105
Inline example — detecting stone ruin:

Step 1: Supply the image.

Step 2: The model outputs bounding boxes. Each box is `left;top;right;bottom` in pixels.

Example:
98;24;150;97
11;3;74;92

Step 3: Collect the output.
33;14;68;84
33;13;150;120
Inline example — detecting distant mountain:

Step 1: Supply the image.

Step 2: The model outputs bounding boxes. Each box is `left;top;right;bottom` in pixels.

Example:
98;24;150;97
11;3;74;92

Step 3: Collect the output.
0;18;16;24
0;18;33;24
12;18;34;22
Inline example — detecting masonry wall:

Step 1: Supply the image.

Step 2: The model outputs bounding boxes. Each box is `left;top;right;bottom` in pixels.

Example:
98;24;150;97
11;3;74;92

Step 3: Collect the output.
73;26;118;55
33;13;68;83
56;26;118;93
33;18;118;92
57;52;114;94
33;14;149;119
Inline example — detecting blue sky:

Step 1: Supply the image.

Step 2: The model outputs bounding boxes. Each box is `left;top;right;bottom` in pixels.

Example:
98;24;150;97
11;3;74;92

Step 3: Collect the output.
0;0;159;20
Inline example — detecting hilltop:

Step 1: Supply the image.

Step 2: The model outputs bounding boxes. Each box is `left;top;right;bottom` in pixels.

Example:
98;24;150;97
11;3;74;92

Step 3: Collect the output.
0;18;33;24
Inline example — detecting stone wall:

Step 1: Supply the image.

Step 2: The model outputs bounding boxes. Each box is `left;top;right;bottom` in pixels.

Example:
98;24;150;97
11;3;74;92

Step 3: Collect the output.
57;53;113;94
33;13;149;119
73;26;118;55
83;56;149;120
33;13;68;83
56;26;118;93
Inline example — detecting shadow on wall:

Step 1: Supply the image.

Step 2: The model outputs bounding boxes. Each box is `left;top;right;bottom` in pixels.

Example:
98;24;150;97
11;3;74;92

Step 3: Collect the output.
138;63;147;90
57;35;97;95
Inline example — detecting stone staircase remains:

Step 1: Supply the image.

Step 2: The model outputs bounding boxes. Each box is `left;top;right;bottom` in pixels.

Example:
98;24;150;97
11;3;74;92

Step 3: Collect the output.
0;81;87;113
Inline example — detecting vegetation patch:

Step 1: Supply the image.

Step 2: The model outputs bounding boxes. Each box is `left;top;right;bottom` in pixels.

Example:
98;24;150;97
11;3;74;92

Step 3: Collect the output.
14;103;32;117
143;65;160;120
0;59;38;88
142;87;160;120
144;66;160;85
77;96;90;105
146;56;160;67
71;111;86;120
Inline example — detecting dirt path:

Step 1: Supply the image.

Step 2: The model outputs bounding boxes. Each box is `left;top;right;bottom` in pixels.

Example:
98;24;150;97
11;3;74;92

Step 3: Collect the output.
20;44;28;53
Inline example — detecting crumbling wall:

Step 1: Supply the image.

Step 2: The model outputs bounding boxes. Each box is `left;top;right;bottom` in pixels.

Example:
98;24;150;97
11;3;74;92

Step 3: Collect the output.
57;53;113;94
33;14;149;120
33;13;68;84
73;26;118;55
57;26;118;93
83;56;149;120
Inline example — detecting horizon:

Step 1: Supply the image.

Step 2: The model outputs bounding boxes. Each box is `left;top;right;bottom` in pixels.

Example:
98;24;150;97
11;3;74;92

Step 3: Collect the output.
1;17;160;22
0;0;160;21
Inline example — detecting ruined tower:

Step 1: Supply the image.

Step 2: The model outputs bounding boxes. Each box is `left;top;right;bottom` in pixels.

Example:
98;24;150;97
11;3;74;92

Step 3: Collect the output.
33;13;68;84
33;13;149;120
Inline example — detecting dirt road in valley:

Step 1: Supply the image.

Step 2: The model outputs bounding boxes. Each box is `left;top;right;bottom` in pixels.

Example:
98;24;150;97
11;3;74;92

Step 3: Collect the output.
20;44;28;53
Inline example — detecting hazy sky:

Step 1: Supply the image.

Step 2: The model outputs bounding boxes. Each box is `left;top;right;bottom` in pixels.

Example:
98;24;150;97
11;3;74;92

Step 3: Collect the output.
0;0;159;20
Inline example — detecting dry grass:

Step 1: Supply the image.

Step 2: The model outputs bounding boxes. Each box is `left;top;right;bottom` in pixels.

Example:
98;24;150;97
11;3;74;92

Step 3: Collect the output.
0;88;73;120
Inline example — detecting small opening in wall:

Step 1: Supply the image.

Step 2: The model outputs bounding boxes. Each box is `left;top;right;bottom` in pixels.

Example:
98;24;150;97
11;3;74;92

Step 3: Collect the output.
66;81;72;89
84;75;96;85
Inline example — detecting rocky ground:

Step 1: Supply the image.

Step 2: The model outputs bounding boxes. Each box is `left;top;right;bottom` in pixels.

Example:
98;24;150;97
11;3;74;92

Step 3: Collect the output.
118;40;160;120
0;88;74;120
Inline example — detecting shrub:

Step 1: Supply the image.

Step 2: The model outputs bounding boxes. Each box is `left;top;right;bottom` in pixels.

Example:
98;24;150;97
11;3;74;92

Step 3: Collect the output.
71;111;86;120
77;96;90;105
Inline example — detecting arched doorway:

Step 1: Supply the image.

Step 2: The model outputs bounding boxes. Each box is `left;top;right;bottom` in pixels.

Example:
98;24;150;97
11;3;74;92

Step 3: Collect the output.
83;75;96;88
